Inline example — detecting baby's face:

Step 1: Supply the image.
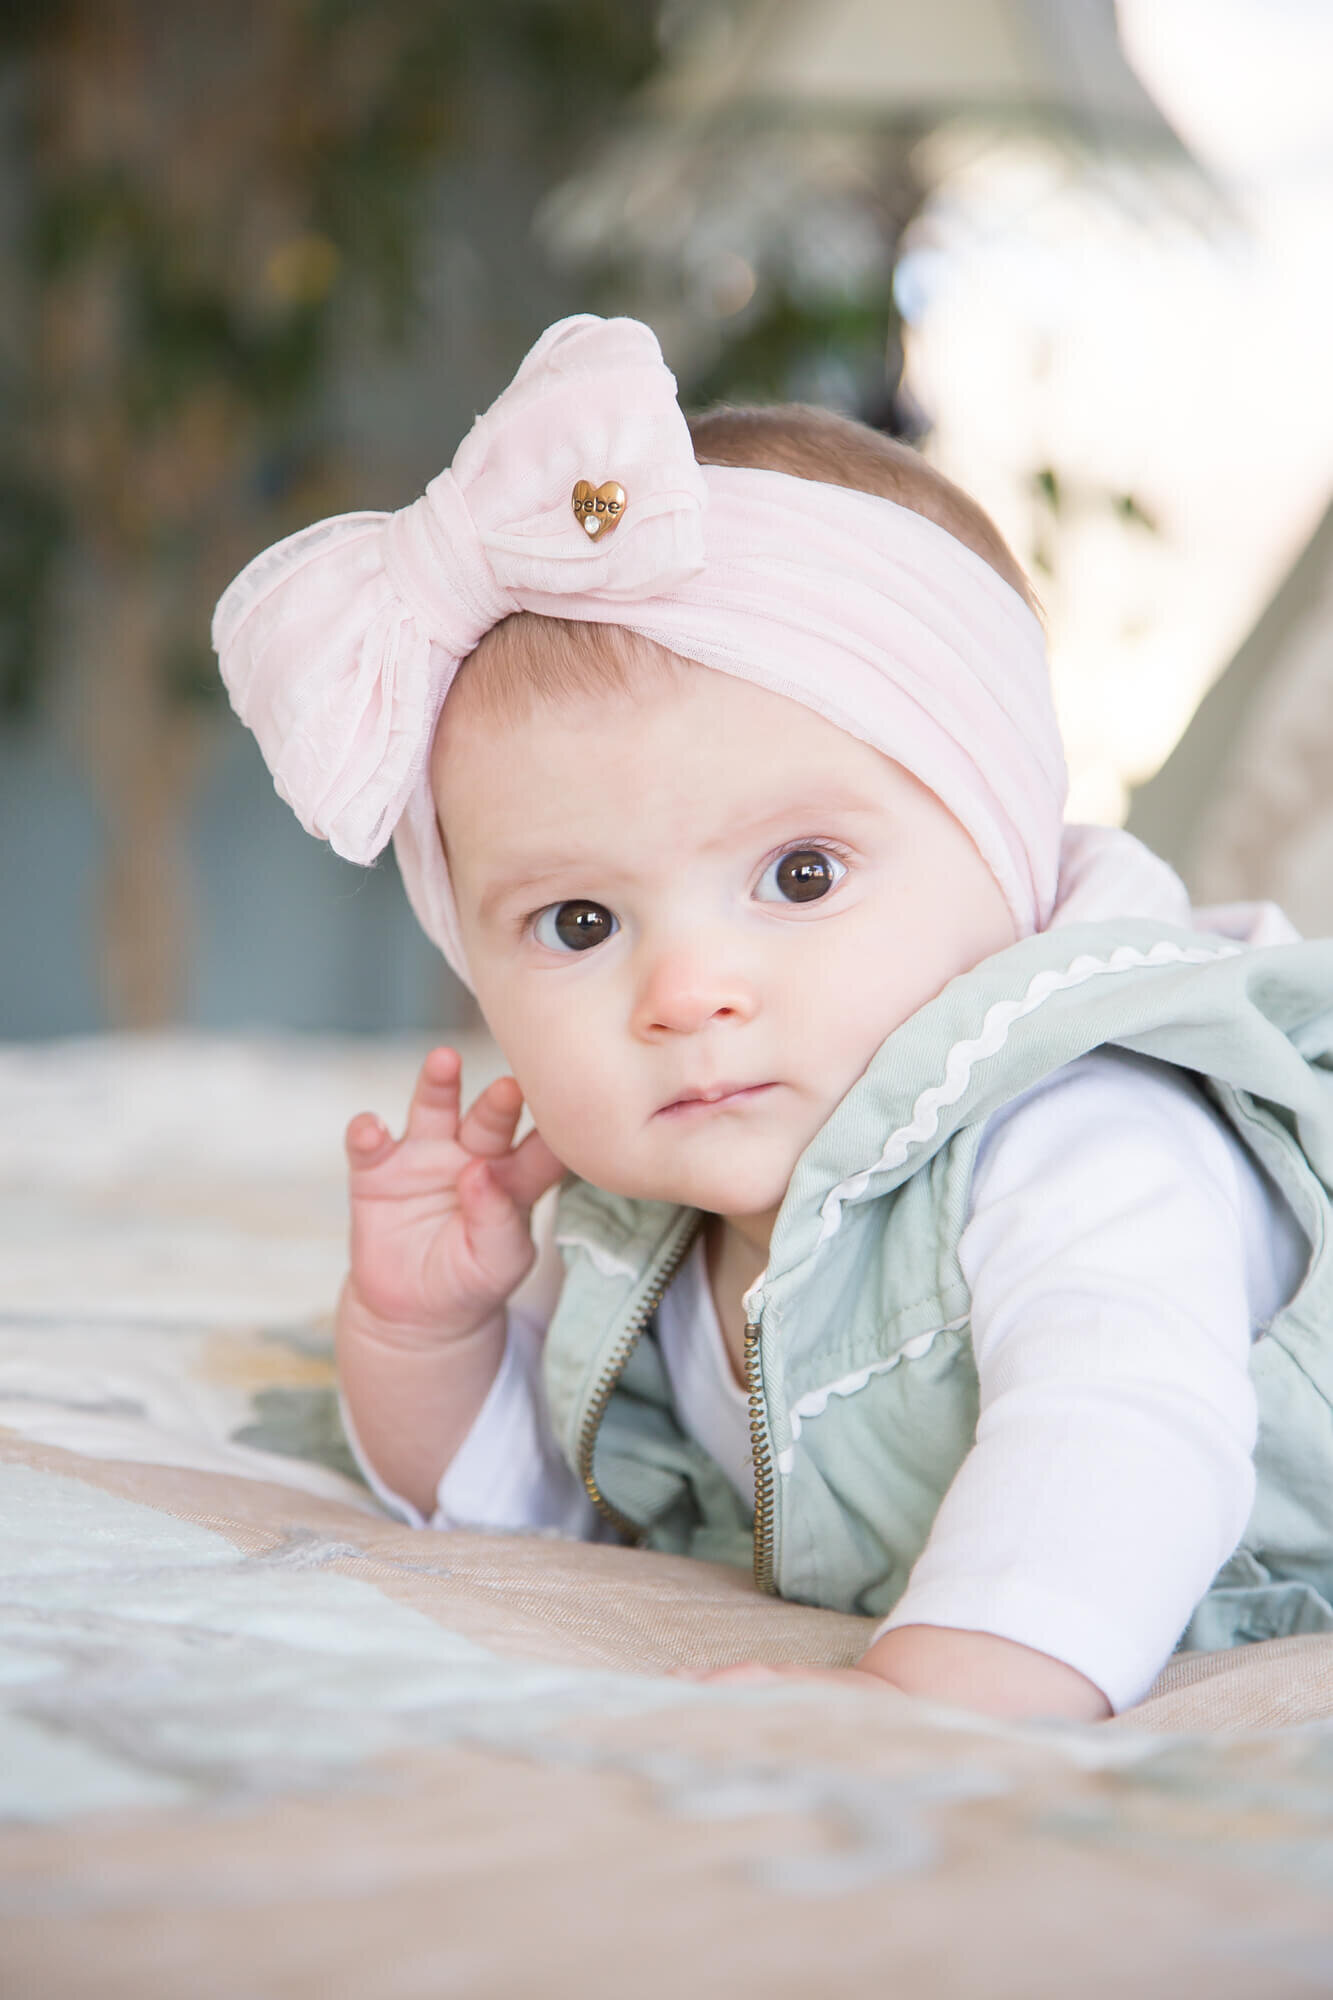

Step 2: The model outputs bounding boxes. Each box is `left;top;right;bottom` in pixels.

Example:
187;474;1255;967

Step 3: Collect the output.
434;650;1015;1238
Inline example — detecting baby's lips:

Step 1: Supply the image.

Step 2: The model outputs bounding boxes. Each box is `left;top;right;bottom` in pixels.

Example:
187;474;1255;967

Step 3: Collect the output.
656;1081;777;1115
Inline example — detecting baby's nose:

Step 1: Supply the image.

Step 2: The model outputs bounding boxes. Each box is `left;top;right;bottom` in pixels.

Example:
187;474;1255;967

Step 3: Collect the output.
631;944;756;1038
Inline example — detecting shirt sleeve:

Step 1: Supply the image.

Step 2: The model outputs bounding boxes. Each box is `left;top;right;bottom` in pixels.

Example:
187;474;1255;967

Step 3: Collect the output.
431;1305;603;1537
875;1048;1274;1713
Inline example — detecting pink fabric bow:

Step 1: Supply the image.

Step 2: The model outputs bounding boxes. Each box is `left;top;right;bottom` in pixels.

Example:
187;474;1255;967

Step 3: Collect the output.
213;315;708;873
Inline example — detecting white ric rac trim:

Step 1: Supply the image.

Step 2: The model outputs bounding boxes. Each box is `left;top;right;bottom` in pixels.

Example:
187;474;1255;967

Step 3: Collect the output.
816;940;1243;1246
774;1318;968;1474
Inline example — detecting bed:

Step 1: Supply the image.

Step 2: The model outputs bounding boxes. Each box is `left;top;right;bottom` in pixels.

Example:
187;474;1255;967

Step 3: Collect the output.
3;1032;1332;1997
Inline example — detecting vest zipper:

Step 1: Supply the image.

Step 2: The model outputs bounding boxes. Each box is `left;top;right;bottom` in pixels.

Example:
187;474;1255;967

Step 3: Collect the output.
744;1314;778;1594
575;1214;701;1541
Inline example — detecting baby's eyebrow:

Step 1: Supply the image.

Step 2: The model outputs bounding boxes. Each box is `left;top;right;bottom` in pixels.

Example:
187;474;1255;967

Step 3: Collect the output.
471;793;885;922
474;860;596;923
703;793;886;848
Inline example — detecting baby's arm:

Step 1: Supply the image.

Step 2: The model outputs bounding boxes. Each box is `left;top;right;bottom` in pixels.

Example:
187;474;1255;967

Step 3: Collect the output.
855;1625;1110;1718
868;1049;1270;1715
336;1045;565;1518
687;1625;1110;1720
686;1050;1276;1721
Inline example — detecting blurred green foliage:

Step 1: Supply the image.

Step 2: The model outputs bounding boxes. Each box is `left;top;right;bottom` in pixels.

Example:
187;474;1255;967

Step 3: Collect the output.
1029;463;1159;576
0;0;660;720
0;470;64;716
688;289;902;418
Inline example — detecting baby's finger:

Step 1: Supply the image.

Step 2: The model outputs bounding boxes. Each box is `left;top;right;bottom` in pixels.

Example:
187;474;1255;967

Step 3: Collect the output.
456;1074;524;1160
456;1157;531;1284
402;1045;463;1146
489;1127;565;1211
344;1111;395;1169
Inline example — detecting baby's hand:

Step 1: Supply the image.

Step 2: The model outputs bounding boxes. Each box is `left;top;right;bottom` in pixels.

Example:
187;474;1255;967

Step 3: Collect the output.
674;1628;1111;1723
343;1046;563;1347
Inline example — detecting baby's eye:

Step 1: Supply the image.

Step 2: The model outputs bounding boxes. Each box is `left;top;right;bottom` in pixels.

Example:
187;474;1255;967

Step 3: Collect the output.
532;900;619;953
754;847;847;905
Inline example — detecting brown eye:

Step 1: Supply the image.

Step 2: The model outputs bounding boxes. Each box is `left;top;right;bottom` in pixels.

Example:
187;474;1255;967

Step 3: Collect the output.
534;900;618;952
757;848;845;905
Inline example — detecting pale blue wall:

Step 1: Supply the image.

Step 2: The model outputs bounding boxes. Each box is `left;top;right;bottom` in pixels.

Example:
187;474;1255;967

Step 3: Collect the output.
187;724;463;1034
0;716;466;1038
0;726;103;1037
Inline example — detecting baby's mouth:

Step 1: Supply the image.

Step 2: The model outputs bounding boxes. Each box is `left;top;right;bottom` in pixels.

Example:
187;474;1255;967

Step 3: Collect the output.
655;1082;777;1118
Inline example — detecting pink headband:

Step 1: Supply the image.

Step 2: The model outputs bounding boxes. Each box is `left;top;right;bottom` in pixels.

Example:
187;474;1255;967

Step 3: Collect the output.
213;314;1065;985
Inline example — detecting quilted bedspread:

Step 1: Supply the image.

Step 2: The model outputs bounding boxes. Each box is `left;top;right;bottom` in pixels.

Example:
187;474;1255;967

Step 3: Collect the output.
3;1033;1333;1999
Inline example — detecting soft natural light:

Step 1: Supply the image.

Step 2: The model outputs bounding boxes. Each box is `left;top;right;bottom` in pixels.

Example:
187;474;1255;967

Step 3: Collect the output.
898;0;1333;824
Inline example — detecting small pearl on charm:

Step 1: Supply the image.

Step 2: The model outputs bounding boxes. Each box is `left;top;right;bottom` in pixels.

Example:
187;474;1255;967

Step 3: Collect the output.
571;478;626;540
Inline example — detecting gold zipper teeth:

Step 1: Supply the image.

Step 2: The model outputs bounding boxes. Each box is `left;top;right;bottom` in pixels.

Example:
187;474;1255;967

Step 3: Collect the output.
744;1316;778;1595
576;1217;701;1541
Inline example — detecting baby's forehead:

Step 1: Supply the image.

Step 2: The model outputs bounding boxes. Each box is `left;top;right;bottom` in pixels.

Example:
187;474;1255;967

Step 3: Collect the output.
441;617;690;739
435;665;918;872
436;634;895;798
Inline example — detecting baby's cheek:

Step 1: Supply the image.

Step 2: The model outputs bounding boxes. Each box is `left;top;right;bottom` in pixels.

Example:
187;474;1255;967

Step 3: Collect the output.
506;1043;616;1173
790;950;903;1084
533;1088;612;1178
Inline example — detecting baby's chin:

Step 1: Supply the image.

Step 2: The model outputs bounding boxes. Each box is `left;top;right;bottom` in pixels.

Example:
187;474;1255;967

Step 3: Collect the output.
560;1146;798;1228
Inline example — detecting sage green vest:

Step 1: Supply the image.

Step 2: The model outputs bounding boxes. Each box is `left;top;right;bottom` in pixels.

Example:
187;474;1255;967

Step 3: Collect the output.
542;919;1333;1655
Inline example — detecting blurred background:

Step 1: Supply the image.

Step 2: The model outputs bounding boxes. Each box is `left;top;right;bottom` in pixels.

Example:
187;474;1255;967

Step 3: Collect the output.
1;0;1330;1041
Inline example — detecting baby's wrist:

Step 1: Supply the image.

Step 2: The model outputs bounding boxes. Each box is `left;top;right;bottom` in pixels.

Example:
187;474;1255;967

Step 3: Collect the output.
336;1276;506;1360
335;1278;510;1517
856;1624;1112;1723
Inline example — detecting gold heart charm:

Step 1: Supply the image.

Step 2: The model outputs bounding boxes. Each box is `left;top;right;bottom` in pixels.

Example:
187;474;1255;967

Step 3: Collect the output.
572;479;627;541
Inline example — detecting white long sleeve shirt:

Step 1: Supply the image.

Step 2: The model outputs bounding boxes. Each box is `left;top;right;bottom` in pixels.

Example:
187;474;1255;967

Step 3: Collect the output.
348;1048;1307;1711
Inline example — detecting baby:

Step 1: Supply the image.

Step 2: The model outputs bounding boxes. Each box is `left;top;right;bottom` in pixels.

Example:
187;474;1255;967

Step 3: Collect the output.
215;315;1333;1723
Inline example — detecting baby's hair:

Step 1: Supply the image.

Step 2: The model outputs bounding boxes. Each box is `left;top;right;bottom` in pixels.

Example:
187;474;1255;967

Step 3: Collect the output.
450;402;1038;724
691;405;1039;613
